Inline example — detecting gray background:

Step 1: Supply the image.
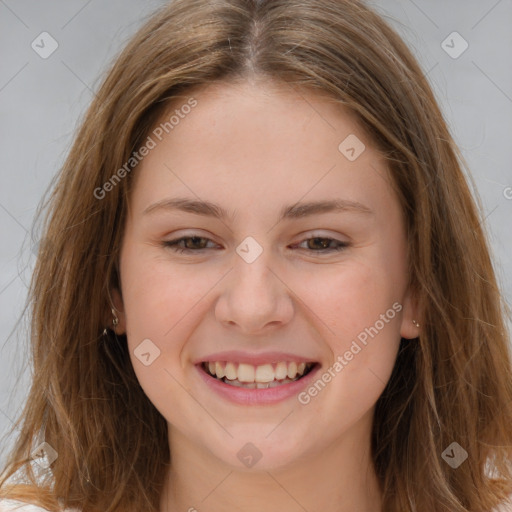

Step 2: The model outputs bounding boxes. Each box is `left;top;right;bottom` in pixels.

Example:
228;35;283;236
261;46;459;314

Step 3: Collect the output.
0;1;511;467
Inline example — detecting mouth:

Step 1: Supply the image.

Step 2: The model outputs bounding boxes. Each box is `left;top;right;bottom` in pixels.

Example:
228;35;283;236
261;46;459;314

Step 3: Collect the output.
200;360;317;389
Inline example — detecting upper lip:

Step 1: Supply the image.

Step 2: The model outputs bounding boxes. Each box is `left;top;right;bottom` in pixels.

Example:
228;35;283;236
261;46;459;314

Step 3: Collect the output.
194;350;318;366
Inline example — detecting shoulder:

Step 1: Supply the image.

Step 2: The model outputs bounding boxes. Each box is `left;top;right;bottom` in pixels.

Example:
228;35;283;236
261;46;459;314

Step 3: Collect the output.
0;499;78;512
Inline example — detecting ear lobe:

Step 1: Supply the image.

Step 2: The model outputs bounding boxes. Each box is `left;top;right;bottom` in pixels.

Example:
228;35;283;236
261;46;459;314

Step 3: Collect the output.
109;287;127;335
399;286;421;340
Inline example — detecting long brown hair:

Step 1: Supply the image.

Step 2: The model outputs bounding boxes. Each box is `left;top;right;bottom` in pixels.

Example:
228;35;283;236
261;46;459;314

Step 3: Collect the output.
1;1;511;511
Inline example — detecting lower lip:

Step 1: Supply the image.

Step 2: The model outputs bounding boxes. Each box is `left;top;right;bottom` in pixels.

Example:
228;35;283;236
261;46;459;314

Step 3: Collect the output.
195;363;321;405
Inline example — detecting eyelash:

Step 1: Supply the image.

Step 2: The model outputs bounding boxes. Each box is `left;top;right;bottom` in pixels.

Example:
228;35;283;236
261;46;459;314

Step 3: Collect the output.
162;235;350;254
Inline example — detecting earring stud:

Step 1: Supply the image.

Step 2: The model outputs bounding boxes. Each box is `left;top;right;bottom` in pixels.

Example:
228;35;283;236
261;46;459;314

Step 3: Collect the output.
412;319;420;328
112;308;119;328
103;308;120;337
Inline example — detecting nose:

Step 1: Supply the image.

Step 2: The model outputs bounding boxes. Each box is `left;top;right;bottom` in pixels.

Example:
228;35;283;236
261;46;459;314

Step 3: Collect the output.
214;249;294;335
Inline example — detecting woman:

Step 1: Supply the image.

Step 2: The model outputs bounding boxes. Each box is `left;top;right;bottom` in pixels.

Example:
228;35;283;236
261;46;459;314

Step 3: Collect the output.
1;1;511;511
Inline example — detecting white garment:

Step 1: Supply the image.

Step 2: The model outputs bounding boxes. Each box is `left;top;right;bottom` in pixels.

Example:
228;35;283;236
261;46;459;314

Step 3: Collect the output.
0;499;78;512
1;496;511;512
495;498;512;512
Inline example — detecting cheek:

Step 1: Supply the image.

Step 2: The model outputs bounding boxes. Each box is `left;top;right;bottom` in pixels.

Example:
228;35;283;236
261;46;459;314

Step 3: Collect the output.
119;250;209;420
120;246;208;338
119;247;228;392
295;258;403;345
292;254;404;426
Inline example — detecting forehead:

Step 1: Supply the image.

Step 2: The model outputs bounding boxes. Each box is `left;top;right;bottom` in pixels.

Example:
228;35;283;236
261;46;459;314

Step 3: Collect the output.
128;79;396;222
164;78;365;144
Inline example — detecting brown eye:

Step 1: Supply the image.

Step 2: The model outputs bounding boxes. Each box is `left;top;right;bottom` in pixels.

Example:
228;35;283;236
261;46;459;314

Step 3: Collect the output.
163;236;216;253
163;235;349;255
294;237;349;253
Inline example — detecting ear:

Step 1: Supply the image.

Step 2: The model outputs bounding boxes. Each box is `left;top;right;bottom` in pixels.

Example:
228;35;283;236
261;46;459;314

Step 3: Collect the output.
399;285;421;340
110;287;127;335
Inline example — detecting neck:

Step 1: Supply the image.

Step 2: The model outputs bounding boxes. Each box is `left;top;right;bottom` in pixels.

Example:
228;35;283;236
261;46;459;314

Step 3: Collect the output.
160;410;382;512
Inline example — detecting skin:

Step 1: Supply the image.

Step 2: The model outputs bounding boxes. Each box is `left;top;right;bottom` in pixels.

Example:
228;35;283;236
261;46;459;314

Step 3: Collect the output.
111;78;420;512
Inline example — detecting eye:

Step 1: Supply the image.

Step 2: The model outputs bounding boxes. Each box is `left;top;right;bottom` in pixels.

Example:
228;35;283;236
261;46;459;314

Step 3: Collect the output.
163;235;349;254
163;236;218;253
292;236;349;253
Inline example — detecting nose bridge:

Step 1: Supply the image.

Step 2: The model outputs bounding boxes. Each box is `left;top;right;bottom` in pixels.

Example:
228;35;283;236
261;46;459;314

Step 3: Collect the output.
215;237;293;332
233;234;273;279
232;238;278;300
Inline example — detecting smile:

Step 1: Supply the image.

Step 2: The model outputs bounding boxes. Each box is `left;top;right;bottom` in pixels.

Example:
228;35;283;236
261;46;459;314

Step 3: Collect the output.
202;361;315;389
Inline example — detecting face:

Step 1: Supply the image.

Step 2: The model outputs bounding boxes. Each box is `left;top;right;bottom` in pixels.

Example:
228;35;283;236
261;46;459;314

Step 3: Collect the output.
112;79;419;471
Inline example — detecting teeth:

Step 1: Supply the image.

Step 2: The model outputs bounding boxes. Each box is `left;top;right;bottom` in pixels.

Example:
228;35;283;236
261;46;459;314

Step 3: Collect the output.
227;379;256;388
275;361;288;380
287;362;298;379
224;377;297;388
237;363;255;383
204;360;313;384
226;379;244;388
224;362;237;380
215;362;225;379
255;364;275;383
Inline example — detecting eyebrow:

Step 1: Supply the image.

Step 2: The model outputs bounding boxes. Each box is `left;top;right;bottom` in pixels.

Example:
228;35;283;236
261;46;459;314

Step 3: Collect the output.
143;197;374;221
